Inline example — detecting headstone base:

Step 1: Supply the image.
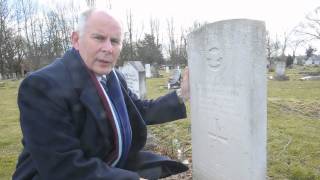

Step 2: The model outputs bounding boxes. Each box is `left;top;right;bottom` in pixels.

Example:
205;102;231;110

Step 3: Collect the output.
274;75;289;81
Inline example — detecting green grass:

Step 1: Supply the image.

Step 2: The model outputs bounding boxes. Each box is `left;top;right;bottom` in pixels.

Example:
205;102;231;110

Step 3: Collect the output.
0;80;22;179
148;67;320;180
146;71;192;161
0;66;320;179
267;66;320;180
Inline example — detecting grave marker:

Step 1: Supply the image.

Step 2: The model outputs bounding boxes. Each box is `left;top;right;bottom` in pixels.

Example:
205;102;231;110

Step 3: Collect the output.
120;61;147;99
187;19;267;180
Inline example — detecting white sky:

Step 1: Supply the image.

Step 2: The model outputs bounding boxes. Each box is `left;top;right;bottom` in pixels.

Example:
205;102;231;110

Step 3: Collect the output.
101;0;320;54
43;0;320;54
100;0;319;34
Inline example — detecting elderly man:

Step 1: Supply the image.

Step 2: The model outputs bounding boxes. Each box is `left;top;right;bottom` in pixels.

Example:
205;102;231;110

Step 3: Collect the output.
13;8;189;180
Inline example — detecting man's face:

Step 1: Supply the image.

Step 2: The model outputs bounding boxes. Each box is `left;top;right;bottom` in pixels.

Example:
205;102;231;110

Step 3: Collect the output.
72;11;123;75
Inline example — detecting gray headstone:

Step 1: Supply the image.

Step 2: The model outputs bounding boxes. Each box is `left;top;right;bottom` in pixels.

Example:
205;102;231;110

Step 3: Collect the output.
275;61;286;76
150;65;160;78
0;73;2;80
188;19;267;180
167;69;181;89
305;58;313;65
120;61;147;99
145;64;152;78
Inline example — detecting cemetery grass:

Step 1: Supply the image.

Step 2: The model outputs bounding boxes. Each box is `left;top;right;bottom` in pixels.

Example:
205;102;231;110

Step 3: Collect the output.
0;66;319;179
0;80;22;179
147;67;320;180
267;66;320;180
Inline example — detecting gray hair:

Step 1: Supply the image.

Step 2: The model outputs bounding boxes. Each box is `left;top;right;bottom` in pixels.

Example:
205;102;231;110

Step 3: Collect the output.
76;8;96;37
75;8;123;38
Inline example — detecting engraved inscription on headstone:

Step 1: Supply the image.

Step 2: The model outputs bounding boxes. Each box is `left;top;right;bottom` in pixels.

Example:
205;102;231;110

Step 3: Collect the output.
188;19;267;180
202;47;223;71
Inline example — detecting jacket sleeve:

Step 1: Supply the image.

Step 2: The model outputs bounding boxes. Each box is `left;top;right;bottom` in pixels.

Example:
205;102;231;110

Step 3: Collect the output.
116;70;187;125
17;74;140;180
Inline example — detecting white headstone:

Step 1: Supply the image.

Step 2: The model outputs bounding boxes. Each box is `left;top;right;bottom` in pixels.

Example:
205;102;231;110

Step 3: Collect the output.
305;58;313;65
120;61;147;99
177;66;181;74
0;73;2;80
165;66;170;73
275;61;286;76
188;19;267;180
145;64;152;78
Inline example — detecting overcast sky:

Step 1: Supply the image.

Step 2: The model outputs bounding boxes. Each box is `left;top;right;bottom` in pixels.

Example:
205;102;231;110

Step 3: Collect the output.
98;0;319;35
42;0;319;54
101;0;320;54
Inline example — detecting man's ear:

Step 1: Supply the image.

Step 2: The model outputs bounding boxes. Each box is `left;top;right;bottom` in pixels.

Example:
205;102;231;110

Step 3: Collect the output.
71;32;80;50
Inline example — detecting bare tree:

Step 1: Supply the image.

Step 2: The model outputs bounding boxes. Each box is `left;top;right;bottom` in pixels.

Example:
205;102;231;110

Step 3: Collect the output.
54;2;77;52
166;18;177;65
106;0;112;9
280;32;290;56
288;39;305;60
45;10;63;58
294;6;320;41
68;0;80;30
265;33;282;69
271;32;291;58
126;9;134;60
86;0;95;7
266;32;273;63
5;28;25;76
0;0;24;77
0;0;10;76
150;17;160;46
176;28;188;66
17;0;44;70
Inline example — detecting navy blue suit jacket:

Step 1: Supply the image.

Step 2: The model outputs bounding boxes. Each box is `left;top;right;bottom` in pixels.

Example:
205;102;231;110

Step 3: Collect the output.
13;49;188;180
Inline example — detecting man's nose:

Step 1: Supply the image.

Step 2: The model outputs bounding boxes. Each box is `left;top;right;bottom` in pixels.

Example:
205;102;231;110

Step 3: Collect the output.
101;39;113;53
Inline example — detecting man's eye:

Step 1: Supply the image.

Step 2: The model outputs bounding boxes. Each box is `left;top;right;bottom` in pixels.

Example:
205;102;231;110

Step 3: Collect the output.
94;36;105;41
111;39;120;45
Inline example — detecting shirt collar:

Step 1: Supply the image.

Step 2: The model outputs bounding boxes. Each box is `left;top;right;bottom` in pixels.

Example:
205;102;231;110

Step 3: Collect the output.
96;74;107;81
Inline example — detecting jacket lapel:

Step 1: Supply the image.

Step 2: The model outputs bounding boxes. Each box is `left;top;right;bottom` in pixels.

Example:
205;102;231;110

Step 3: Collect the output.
118;74;147;153
62;49;147;160
80;85;111;139
61;49;114;140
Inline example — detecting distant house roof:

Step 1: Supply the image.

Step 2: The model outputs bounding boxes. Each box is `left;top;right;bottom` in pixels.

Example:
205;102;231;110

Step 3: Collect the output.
124;61;145;72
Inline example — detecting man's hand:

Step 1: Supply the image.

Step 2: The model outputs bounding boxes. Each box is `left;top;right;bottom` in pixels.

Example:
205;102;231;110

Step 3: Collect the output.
140;178;147;180
180;67;190;102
